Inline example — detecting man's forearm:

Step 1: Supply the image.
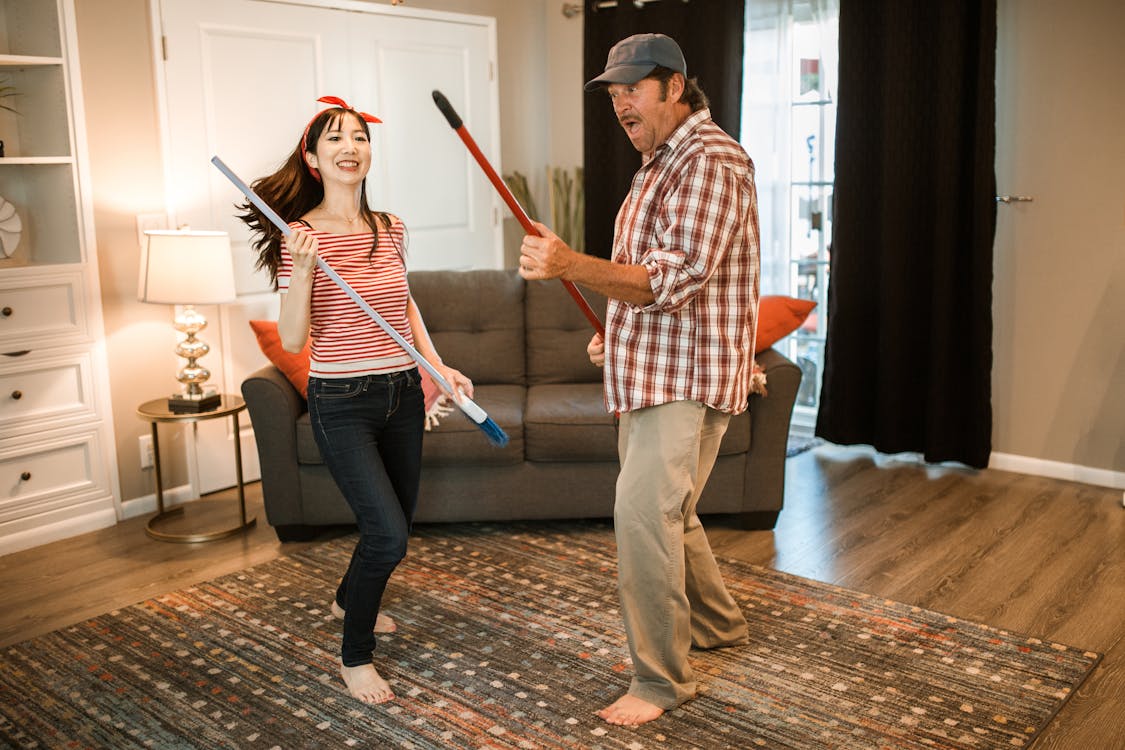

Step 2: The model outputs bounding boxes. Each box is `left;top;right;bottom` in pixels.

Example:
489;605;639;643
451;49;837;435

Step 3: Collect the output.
566;252;655;307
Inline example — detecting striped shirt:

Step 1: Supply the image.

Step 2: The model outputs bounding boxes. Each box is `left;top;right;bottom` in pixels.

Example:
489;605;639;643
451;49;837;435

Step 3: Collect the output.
605;108;761;415
277;220;415;378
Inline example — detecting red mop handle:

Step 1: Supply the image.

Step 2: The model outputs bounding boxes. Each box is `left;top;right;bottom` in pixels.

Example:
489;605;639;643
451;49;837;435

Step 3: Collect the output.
432;90;605;337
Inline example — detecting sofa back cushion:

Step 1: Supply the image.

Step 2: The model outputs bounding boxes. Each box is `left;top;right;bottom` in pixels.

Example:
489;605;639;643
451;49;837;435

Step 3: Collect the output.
408;270;526;386
526;279;608;385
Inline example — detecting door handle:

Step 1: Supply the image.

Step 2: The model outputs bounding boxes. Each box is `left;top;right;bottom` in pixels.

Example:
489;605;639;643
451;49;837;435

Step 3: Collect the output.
996;195;1034;204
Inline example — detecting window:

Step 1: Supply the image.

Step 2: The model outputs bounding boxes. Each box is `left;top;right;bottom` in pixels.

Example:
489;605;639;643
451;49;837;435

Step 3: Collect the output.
741;0;838;431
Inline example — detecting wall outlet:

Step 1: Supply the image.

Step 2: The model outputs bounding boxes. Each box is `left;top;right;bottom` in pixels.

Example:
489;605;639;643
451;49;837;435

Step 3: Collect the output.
139;434;154;470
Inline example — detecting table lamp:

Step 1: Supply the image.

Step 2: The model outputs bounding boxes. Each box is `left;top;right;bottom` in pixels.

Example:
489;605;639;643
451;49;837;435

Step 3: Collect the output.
138;229;237;413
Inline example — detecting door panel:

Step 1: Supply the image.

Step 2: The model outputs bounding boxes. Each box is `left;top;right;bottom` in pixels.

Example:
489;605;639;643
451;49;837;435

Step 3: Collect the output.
157;0;500;493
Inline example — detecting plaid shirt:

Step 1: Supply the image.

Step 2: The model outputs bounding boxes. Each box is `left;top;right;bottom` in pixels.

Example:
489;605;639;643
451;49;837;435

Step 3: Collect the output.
604;109;760;415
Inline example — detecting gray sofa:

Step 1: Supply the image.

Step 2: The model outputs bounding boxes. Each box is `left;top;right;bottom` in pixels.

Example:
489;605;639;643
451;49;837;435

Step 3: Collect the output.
241;270;801;541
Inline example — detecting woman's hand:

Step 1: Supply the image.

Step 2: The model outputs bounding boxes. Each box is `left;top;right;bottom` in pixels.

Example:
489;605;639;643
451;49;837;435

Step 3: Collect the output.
435;365;473;403
288;228;318;274
587;333;605;368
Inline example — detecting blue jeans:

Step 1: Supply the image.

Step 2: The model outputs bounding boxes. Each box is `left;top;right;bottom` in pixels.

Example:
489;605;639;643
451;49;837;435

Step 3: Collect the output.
307;369;425;667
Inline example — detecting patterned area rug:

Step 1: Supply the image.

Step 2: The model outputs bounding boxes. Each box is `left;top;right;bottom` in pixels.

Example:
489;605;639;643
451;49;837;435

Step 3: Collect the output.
0;522;1100;749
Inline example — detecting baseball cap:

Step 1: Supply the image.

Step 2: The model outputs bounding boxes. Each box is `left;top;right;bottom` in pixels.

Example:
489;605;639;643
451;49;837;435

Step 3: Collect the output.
584;33;687;92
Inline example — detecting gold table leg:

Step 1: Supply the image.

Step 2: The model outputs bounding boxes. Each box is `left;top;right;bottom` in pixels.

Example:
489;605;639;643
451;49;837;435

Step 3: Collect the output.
145;412;257;543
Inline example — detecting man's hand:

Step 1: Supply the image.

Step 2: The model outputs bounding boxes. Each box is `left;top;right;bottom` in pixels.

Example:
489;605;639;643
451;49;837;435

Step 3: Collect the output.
519;222;575;281
587;333;605;368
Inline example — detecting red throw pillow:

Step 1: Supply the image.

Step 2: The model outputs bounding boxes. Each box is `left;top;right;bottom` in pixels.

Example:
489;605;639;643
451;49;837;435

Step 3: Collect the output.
756;296;816;353
248;319;444;411
249;320;311;398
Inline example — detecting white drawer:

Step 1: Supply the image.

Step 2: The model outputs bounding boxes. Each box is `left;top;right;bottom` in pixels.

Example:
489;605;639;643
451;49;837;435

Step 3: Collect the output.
0;430;104;524
0;271;87;352
0;348;97;435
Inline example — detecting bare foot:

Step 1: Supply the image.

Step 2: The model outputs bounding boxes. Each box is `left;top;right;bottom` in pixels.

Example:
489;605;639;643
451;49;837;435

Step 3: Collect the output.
340;662;394;704
330;600;397;634
596;694;665;726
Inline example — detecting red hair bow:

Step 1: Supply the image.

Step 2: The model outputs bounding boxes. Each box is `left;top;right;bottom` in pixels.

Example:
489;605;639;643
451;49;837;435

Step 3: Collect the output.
314;95;381;125
301;95;382;180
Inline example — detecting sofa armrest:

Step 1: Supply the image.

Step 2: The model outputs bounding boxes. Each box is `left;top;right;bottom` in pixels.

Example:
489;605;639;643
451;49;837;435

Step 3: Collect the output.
743;347;803;515
241;365;306;527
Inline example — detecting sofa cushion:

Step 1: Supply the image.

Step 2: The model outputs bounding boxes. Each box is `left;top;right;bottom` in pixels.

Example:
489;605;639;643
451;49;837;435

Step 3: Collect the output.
526;279;608;385
526;383;617;461
421;384;525;466
295;384;525;468
409;270;526;386
525;388;749;461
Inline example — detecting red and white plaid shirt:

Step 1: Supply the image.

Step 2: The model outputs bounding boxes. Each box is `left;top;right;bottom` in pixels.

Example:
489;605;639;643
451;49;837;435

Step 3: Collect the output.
604;109;760;415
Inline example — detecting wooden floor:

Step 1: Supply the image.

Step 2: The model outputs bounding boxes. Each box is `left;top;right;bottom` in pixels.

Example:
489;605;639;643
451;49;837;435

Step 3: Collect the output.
1;444;1121;749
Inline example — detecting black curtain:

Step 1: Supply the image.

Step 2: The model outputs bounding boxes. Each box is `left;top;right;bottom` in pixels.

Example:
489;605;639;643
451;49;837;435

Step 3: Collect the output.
815;1;997;468
583;0;745;258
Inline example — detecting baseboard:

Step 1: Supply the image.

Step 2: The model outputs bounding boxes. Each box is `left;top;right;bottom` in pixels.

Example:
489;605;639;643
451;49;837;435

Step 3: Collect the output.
0;508;118;557
119;484;197;520
989;452;1125;491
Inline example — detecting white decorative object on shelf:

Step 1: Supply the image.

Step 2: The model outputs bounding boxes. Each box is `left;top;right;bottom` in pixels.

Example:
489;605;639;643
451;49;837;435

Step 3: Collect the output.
0;195;21;257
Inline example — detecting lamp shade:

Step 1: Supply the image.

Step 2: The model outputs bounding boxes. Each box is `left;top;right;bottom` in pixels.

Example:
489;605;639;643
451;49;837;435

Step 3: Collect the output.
138;230;237;305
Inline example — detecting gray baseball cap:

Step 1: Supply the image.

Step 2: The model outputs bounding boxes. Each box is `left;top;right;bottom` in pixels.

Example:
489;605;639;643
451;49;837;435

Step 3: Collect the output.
584;33;687;91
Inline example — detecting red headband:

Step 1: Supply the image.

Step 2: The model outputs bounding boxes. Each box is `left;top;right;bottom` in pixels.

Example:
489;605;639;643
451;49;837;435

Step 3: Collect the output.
300;96;382;181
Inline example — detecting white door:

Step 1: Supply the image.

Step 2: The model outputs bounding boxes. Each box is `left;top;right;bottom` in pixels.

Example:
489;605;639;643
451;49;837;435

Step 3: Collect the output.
155;0;501;493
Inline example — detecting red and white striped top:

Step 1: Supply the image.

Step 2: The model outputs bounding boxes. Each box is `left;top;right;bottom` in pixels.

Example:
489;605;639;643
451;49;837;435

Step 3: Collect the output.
277;220;414;378
605;109;761;415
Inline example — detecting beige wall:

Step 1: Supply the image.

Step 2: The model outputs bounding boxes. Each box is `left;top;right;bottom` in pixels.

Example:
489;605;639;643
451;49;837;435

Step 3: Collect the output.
992;0;1124;477
73;0;1121;509
75;0;185;504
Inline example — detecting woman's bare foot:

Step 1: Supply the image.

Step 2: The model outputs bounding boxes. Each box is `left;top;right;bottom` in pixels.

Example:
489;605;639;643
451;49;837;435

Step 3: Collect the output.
340;662;394;704
330;600;396;633
596;694;665;725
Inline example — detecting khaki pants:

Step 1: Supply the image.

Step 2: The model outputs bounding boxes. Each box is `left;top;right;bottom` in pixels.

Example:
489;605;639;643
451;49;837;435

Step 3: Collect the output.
615;401;749;708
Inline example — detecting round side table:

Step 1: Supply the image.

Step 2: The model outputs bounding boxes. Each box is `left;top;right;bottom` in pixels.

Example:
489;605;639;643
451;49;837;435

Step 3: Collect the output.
136;394;257;542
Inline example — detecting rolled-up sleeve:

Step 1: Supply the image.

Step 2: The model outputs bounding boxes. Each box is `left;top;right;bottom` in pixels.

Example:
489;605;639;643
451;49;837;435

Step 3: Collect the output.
638;158;747;313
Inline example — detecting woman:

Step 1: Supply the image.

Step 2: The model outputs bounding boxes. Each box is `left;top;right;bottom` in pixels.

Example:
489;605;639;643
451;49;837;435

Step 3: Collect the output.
239;97;472;705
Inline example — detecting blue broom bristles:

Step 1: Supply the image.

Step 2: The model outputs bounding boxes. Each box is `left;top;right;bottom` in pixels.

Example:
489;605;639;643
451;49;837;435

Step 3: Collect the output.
453;392;509;447
474;415;509;447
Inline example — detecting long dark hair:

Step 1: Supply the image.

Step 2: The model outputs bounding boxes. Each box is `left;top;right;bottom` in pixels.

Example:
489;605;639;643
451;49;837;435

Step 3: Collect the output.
237;108;398;288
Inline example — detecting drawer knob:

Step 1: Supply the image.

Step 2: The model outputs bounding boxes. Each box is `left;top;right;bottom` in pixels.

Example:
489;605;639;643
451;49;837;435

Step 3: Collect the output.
20;472;31;481
1;307;10;317
10;390;21;400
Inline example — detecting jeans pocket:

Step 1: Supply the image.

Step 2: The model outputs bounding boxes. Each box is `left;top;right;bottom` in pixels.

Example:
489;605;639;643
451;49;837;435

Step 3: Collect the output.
311;377;365;400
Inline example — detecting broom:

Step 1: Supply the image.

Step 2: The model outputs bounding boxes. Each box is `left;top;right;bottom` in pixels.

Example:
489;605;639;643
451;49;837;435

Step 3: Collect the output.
210;155;509;447
431;90;605;337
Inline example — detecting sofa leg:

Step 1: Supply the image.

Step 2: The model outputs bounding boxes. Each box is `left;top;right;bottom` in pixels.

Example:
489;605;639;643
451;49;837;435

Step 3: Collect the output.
274;524;320;542
709;511;780;531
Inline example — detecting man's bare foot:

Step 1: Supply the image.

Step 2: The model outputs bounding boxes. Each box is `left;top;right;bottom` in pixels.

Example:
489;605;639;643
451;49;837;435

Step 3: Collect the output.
596;694;665;725
330;600;396;633
340;662;394;704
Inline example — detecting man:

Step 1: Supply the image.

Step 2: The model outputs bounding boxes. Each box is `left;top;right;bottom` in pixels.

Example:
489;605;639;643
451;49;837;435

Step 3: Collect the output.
518;33;761;726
